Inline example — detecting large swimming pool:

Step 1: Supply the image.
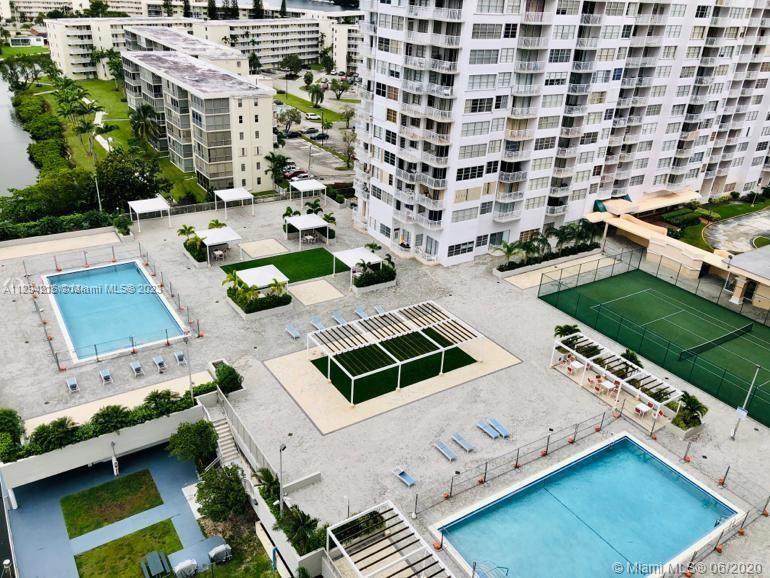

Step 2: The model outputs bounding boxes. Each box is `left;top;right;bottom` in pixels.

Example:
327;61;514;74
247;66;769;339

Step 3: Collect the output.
439;435;737;578
45;261;185;360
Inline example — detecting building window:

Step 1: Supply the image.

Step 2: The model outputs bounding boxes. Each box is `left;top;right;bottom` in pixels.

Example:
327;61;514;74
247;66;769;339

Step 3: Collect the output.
476;234;489;247
447;241;474;257
452;207;479;223
480;201;493;214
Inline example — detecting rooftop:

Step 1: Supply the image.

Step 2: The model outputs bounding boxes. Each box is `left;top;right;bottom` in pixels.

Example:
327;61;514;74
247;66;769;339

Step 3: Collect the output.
729;244;770;280
122;51;271;97
45;16;194;25
125;26;244;60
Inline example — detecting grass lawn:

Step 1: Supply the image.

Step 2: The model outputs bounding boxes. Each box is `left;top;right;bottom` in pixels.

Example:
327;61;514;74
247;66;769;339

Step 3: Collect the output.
310;63;324;71
200;517;278;578
754;236;770;248
711;198;770;219
680;222;711;252
159;158;207;202
76;79;133;148
0;45;49;58
339;97;361;103
222;247;348;282
75;519;181;578
275;92;343;122
61;470;163;538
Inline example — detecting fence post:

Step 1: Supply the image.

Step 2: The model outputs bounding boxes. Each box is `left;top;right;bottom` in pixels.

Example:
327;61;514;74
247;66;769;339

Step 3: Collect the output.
682;441;692;463
471;562;477;578
448;476;454;498
22;260;29;280
762;495;770;517
596;411;605;432
54;255;61;272
715;368;727;397
83;251;89;268
514;447;520;469
159;271;164;288
197;319;202;338
661;340;672;365
111;246;117;263
655;255;662;278
738;511;750;535
412;494;418;518
568;423;578;444
541;434;550;457
594;302;602;326
480;462;488;484
94;344;99;363
718;465;730;486
54;352;64;372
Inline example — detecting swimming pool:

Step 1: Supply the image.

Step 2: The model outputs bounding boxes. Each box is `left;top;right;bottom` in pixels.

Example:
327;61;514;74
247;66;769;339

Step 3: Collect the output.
438;434;738;578
44;260;186;361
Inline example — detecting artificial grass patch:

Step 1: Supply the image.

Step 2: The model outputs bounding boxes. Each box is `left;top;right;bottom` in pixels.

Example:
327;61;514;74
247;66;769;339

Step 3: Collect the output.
61;470;163;538
75;519;181;578
222;247;348;283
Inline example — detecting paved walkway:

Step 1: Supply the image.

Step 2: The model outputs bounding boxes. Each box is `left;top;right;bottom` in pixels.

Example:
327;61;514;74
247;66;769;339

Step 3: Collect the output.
704;208;770;253
503;253;613;290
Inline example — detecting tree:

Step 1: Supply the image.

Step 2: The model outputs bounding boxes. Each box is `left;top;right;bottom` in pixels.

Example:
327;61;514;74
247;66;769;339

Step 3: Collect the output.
182;0;191;16
554;324;580;338
215;363;243;394
0;53;50;92
496;240;522;266
303;71;314;88
248;52;261;74
322;212;336;226
365;242;381;252
320;52;334;74
265;151;289;183
0;409;24;445
208;218;226;229
340;105;355;129
89;405;133;436
280;53;302;77
282;205;300;218
207;0;218;19
679;392;708;424
551;224;577;254
268;277;288;296
1;167;96;223
84;0;109;17
330;78;350;100
304;198;322;214
621;348;642;368
251;0;263;18
129;104;160;141
342;130;356;168
308;83;324;107
257;467;280;502
162;0;173;15
281;506;323;555
321;118;333;132
177;224;195;239
95;148;171;212
279;0;287;17
74;118;95;155
29;417;78;453
277;108;301;134
197;465;249;522
222;270;241;290
168;420;218;469
230;0;239;18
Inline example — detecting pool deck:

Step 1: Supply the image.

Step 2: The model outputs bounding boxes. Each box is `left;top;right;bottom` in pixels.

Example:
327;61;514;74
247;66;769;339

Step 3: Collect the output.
0;232;120;262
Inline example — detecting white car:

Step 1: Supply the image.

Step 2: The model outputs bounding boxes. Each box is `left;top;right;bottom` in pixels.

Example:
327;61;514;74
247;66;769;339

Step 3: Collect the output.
291;174;314;181
305;113;321;121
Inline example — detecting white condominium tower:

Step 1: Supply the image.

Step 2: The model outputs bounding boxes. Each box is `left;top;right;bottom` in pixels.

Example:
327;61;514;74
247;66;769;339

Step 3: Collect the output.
353;0;770;266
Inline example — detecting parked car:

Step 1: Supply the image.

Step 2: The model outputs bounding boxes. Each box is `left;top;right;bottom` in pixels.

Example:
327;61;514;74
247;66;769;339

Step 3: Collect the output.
310;133;330;141
284;162;298;170
338;71;347;76
331;70;338;75
304;127;319;134
305;113;321;121
273;100;282;105
285;169;306;178
286;131;301;138
291;174;314;181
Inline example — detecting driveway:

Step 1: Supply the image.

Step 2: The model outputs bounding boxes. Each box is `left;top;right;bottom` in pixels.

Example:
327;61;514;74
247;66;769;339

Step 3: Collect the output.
703;208;770;252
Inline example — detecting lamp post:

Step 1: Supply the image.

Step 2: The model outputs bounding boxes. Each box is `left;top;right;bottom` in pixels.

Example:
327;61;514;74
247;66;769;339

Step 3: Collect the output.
278;443;287;515
184;333;193;402
730;364;761;440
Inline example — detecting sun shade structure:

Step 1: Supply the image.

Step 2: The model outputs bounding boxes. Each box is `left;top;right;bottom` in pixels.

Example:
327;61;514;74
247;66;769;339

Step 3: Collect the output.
214;187;254;218
326;501;451;578
127;196;171;232
284;213;330;249
332;247;383;287
236;264;288;290
290;178;326;203
307;301;480;405
195;225;243;266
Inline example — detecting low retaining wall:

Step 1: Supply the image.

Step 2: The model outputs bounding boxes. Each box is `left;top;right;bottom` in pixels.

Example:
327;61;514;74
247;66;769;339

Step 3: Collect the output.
225;296;295;320
0;226;117;249
492;248;603;279
351;279;397;295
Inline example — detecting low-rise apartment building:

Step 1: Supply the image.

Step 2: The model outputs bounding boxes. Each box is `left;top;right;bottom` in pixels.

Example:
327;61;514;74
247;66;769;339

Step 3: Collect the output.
46;17;193;79
122;50;274;192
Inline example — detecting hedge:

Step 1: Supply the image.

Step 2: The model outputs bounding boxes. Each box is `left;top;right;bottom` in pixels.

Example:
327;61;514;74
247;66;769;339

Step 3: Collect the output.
28;138;69;172
227;286;292;313
183;237;207;262
497;242;600;272
353;264;396;287
0;210;116;241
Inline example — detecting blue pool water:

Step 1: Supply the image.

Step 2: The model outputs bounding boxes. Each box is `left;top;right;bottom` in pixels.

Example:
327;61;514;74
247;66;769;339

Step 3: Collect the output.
47;261;184;358
441;437;735;578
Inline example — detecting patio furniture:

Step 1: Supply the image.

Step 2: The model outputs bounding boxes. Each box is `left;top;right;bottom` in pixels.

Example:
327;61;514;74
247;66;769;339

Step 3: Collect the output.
355;305;368;319
488;418;511;438
310;315;326;331
213;249;225;261
153;355;168;373
304;234;316;245
99;368;113;385
141;551;171;578
285;323;301;340
451;432;475;452
374;305;386;315
332;311;347;325
208;543;233;564
130;361;144;377
433;440;457;462
392;467;415;487
476;420;500;439
174;351;187;366
635;403;652;417
173;559;198;578
66;377;79;393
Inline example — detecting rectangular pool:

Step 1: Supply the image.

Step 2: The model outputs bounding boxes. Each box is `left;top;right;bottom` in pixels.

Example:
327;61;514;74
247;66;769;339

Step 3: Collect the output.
44;260;185;361
438;434;738;578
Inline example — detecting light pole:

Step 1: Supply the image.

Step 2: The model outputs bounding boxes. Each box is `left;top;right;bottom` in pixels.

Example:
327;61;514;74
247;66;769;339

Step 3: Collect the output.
184;333;193;402
730;364;761;440
278;443;287;515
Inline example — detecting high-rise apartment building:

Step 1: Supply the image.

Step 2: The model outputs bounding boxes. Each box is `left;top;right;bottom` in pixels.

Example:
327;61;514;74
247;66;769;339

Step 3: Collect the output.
353;0;770;266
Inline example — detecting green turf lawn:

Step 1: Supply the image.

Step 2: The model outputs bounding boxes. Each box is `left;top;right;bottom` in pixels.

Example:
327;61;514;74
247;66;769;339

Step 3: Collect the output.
312;329;476;404
711;198;770;219
275;92;344;122
60;470;163;538
0;45;49;58
541;269;770;425
222;247;348;282
754;236;770;248
75;519;181;578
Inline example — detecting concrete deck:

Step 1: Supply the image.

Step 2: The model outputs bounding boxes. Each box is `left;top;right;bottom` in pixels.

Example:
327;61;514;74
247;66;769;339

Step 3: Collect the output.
289;279;344;305
240;238;289;259
0;232;119;261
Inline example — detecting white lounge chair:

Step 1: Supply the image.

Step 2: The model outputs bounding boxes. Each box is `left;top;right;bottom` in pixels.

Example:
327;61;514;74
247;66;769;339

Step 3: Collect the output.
488;418;511;438
374;305;386;315
99;368;113;385
66;377;79;393
130;361;143;377
477;421;499;439
285;323;301;340
310;316;325;331
434;440;457;462
332;311;346;325
392;467;416;487
355;305;368;319
451;432;474;452
153;355;168;373
174;351;187;366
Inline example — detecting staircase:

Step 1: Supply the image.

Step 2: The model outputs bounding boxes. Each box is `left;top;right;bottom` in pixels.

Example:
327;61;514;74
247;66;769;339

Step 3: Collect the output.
207;406;240;466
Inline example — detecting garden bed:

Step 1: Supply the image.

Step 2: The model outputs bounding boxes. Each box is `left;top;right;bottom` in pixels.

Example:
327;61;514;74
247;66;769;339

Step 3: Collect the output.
351;279;396;294
494;244;601;278
225;292;294;320
222;247;347;282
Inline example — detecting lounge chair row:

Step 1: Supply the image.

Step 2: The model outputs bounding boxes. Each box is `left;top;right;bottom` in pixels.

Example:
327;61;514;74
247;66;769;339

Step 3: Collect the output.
285;304;388;339
65;352;186;393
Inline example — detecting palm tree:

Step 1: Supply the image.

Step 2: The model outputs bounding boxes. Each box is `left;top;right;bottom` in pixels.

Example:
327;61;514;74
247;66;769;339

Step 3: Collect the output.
282;206;300;219
383;253;395;268
550;225;575;255
74;118;94;149
208;219;226;229
365;242;381;253
307;83;324;107
75;100;103;120
222;270;241;290
531;232;552;258
575;219;596;245
678;392;708;425
177;224;195;239
356;259;370;274
268;277;287;296
322;212;336;226
129;104;160;140
265;152;289;183
495;240;522;266
239;285;261;303
304;198;322;214
283;506;320;555
257;468;280;502
554;324;580;338
321;118;333;133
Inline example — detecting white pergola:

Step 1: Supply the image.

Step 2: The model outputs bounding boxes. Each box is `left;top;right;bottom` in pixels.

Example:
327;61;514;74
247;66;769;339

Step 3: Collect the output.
127;196;171;232
332;247;383;287
214;187;255;218
284;213;330;249
236;264;289;291
307;301;480;405
290;179;326;205
195;225;243;266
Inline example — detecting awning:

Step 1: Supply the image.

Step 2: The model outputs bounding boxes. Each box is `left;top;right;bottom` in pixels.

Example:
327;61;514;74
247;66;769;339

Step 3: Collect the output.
214;187;254;218
284;213;329;249
290;179;326;194
236;264;289;289
332;247;383;287
195;225;242;266
603;189;701;216
127;196;172;232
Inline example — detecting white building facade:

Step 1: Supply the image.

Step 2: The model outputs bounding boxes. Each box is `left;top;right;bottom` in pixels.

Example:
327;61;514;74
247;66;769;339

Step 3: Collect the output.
354;0;770;266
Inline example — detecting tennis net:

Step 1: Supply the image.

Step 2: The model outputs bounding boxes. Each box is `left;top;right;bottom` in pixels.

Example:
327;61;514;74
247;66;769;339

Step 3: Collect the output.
678;323;754;361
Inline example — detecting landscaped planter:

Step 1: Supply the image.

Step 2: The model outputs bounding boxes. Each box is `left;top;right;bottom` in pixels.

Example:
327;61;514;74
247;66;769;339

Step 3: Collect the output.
225;295;295;320
678;422;706;440
325;196;346;210
351;279;397;294
182;248;208;269
492;247;602;279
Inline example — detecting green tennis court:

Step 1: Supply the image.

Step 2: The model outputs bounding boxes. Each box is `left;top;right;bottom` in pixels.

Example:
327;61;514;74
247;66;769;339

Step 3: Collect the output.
540;269;770;426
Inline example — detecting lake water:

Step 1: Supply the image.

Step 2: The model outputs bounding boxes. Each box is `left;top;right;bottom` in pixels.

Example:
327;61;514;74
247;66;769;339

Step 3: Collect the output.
0;77;39;195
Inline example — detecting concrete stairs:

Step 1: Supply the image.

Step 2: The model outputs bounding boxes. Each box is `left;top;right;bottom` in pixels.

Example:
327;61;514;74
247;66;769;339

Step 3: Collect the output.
207;406;240;466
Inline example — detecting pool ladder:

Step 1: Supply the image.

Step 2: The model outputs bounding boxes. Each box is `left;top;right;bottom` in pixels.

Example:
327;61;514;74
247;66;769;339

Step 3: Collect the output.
472;561;509;578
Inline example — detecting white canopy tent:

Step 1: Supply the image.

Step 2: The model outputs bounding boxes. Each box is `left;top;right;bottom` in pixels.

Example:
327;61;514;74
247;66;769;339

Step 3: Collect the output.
284;213;329;249
332;247;383;287
127;196;171;232
214;187;254;218
236;264;289;290
290;179;326;205
195;225;243;266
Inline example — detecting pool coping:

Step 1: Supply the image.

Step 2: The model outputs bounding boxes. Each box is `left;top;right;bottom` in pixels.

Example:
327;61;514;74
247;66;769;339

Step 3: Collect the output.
430;430;743;578
41;259;188;365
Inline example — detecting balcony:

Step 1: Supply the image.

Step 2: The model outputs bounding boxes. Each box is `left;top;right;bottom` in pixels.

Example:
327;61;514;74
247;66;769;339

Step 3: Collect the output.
425;106;454;121
545;205;567;216
567;83;590;94
431;33;461;47
404;55;427;69
560;126;583;138
397;145;420;162
416;173;448;188
556;147;578;158
619;152;634;162
393;188;415;203
604;155;619;164
406;5;463;20
580;14;602;25
505;129;534;140
552;167;572;178
635;14;666;25
502;148;527;160
627;115;642;125
496;190;525;202
511;84;542;96
426;83;455;97
429;58;459;73
572;61;595;72
395;168;417;183
518;36;549;49
612;117;628;128
514;60;546;73
522;11;553;24
415;194;444;210
576;37;599;48
564;105;587;116
493;208;523;222
423;130;451;145
549;186;570;197
414;213;443;229
509;106;537;118
499;170;528;183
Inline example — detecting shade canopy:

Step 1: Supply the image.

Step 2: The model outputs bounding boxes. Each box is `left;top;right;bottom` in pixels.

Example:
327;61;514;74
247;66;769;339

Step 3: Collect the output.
333;247;383;269
127;196;172;232
214;187;254;218
285;213;328;232
290;179;325;194
196;226;242;246
236;264;289;289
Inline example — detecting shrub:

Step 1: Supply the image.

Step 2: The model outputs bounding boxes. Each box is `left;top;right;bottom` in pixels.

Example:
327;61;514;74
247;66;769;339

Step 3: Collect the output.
0;432;20;463
89;405;134;436
730;191;740;200
24;113;64;141
662;210;700;227
168;420;218;470
693;208;720;221
29;417;78;453
670;392;708;431
183;236;207;262
497;242;600;272
710;195;731;206
27;138;68;172
112;214;132;235
215;363;244;394
0;211;116;242
353;264;396;288
0;408;24;445
197;465;249;522
667;227;684;240
335;194;345;204
227;286;292;314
